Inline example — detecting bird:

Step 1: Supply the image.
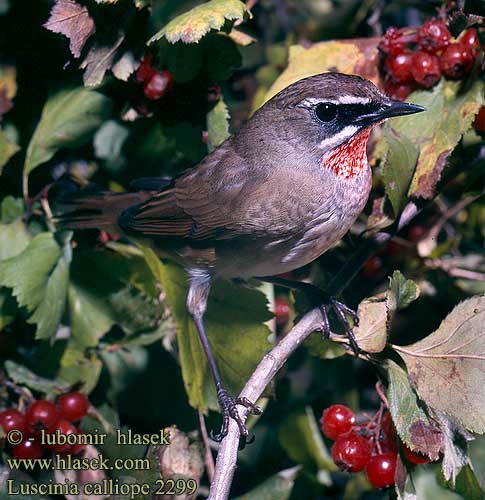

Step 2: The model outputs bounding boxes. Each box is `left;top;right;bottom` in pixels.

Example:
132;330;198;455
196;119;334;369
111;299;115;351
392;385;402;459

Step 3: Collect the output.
56;72;424;443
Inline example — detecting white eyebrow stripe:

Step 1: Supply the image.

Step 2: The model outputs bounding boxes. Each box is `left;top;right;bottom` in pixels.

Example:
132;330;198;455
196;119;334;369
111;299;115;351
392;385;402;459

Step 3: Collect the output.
318;125;358;150
301;96;371;106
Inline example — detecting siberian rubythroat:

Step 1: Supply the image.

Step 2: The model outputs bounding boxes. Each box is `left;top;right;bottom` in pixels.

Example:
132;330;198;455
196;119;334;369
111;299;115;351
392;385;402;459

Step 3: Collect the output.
58;72;424;442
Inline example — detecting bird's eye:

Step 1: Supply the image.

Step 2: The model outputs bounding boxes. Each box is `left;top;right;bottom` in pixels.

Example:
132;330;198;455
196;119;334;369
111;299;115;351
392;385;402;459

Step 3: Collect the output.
315;102;337;122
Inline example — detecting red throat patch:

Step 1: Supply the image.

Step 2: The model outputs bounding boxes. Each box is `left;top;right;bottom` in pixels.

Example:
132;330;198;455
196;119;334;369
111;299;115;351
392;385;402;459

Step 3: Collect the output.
322;128;373;180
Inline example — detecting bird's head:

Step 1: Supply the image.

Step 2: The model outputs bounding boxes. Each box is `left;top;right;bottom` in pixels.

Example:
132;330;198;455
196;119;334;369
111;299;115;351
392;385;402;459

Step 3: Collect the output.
258;72;424;179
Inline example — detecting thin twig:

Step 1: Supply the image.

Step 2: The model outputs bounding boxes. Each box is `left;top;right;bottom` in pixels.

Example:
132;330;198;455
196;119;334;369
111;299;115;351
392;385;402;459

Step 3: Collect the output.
426;258;485;281
199;410;215;484
207;308;323;500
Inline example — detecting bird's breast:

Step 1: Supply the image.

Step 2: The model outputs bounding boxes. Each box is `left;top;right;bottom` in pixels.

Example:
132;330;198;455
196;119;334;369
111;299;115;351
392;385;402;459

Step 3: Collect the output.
278;167;372;268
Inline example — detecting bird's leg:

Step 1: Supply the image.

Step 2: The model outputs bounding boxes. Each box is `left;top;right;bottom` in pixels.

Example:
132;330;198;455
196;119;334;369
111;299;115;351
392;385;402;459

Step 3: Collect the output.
188;274;262;443
259;276;360;355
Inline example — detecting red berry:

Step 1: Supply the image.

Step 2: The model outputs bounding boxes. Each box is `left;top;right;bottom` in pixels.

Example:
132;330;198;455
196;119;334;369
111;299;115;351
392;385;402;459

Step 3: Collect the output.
274;296;291;326
332;433;371;473
411;51;441;88
0;409;27;435
408;225;427;242
136;54;157;83
402;445;432;464
69;428;85;455
47;418;78;454
440;43;475;79
363;256;382;279
383;79;416;101
25;400;58;434
143;71;173;100
385;51;414;83
57;392;89;422
460;28;480;57
366;453;397;488
417;19;451;53
380;27;418;57
380;412;398;453
321;404;356;440
473;106;485;133
12;439;43;459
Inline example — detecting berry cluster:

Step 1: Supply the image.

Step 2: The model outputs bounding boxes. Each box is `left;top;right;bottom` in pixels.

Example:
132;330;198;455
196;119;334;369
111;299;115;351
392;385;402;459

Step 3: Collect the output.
321;404;432;489
136;54;173;101
0;392;89;459
380;19;481;100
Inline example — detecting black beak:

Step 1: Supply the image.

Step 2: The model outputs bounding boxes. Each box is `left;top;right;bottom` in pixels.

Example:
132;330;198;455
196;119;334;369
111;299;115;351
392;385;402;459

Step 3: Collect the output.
357;100;425;125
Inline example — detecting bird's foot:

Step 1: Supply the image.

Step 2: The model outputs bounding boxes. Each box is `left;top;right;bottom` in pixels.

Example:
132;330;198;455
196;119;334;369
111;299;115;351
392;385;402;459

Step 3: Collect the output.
210;388;262;444
319;297;360;356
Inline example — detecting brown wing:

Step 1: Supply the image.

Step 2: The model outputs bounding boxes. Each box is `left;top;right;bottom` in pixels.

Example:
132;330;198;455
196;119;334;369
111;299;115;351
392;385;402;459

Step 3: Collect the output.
119;144;264;241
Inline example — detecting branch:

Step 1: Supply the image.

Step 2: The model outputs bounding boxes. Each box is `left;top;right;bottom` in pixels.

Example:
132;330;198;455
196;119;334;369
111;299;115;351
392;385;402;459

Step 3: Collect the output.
207;308;323;500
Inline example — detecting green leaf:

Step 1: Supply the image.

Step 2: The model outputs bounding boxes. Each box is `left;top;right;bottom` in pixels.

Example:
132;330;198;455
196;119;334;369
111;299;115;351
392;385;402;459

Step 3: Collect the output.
304;333;346;359
148;0;249;45
100;345;150;400
278;406;335;474
69;249;164;346
388;270;420;311
0;288;16;330
24;87;112;178
386;360;442;460
0;128;20;174
141;247;272;411
388;79;484;199
0;219;30;260
68;284;115;348
353;295;388;353
58;345;102;394
413;467;461;500
0;232;70;339
450;465;484;500
93;119;129;171
28;256;69;340
382;126;419;217
207;98;230;152
394;295;485;435
204;32;241;81
164;42;203;82
0;196;24;223
5;360;71;394
470;437;485;489
0;232;61;312
232;466;300;500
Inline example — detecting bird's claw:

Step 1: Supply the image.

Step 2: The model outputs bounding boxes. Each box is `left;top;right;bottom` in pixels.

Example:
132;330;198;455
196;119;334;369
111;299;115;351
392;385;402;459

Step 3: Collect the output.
319;297;360;355
210;389;262;444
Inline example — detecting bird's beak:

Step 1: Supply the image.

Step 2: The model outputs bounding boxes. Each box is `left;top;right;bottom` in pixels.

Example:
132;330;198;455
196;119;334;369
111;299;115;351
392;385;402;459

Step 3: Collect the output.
357;101;425;125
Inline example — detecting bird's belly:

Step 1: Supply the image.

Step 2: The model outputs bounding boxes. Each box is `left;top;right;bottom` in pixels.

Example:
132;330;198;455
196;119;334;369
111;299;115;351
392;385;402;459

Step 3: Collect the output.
214;213;353;279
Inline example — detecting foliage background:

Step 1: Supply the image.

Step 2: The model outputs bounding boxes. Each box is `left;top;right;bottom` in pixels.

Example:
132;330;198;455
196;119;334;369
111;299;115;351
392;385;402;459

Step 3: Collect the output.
0;0;484;499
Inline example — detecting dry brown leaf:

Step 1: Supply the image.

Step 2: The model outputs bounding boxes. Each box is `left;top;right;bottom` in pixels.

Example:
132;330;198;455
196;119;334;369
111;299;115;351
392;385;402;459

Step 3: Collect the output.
44;0;95;58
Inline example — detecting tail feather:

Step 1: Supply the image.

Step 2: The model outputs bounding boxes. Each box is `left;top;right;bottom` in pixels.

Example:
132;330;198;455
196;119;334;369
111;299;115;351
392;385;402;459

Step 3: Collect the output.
55;188;153;231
